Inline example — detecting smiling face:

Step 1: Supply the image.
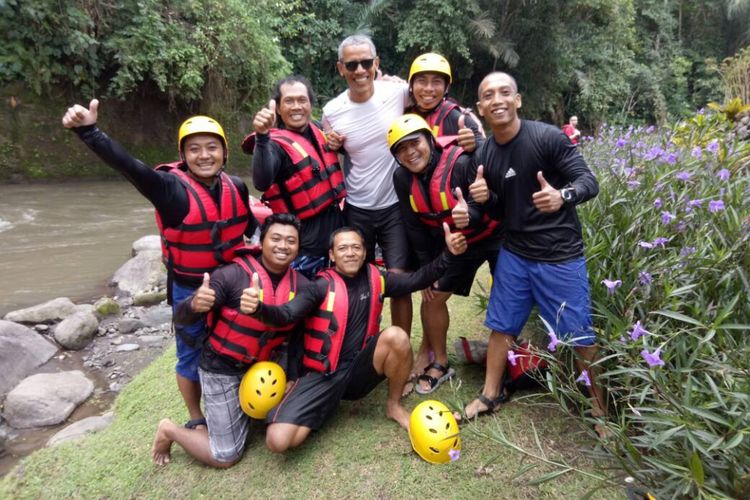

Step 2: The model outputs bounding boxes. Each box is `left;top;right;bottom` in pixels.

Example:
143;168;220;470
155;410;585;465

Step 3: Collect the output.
261;223;300;274
411;72;448;112
337;44;379;103
477;72;522;138
394;133;431;174
329;230;366;277
278;81;312;132
182;133;225;183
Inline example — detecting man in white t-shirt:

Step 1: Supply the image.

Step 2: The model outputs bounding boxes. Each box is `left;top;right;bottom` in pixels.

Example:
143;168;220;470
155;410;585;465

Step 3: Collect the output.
322;35;414;335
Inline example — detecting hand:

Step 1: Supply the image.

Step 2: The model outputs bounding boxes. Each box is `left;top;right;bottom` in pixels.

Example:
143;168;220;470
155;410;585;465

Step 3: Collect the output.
456;113;477;153
421;286;436;303
468;165;488;204
240;272;260;314
190;273;215;313
451;187;470;229
325;129;346;151
252;100;277;135
443;222;467;256
531;171;564;213
62;99;99;129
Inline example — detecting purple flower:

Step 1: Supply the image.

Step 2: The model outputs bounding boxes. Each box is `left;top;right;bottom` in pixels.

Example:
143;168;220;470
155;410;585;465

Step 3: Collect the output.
707;140;719;154
616;138;627;148
624;167;635;177
507;350;518;367
661;152;677;164
641;348;665;368
687;199;703;209
691;146;702;159
547;330;560;352
638;241;655;249
576;369;592;387
602;279;622;294
639;271;652;285
717;169;730;181
680;246;696;257
629;321;650;341
676;171;692;181
449;448;461;462
644;146;663;161
661;211;675;224
709;200;725;213
627;180;641;189
652;237;670;247
646;125;656;134
619;336;627;342
653;198;662;209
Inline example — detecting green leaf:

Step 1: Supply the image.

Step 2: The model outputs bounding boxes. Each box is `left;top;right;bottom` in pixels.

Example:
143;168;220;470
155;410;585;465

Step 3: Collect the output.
526;468;573;485
688;451;705;487
652;309;705;327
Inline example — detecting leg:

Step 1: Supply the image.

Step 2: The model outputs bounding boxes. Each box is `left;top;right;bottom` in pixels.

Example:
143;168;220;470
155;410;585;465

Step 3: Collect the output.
388;285;413;334
461;331;514;419
575;345;610;438
151;418;238;468
417;291;454;393
265;423;312;453
372;326;413;429
176;374;204;424
377;204;415;334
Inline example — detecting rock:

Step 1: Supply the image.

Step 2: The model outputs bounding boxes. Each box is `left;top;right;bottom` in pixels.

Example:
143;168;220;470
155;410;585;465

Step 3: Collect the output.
115;343;140;352
109;336;123;345
141;305;172;327
34;324;49;333
47;412;114;447
139;335;165;346
118;318;146;334
94;297;121;317
73;304;96;316
131;235;162;256
4;297;76;324
4;371;94;429
54;311;99;350
111;250;166;297
0;320;58;395
133;290;167;307
109;382;122;392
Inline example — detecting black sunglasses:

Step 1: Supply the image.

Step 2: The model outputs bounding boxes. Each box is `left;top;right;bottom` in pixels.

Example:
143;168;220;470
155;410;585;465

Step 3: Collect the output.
341;58;375;72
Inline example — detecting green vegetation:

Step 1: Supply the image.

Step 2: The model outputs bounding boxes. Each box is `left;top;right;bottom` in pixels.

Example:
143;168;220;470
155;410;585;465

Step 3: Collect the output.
0;275;620;499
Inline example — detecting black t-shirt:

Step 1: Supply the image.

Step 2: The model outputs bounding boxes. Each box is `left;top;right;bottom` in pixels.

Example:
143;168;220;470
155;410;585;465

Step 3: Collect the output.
478;120;598;262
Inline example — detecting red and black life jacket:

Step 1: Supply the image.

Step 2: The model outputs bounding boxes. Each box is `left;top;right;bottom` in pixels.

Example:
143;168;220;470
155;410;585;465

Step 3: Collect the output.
302;264;384;374
408;138;499;244
425;99;461;137
154;162;249;280
243;127;346;220
207;254;298;365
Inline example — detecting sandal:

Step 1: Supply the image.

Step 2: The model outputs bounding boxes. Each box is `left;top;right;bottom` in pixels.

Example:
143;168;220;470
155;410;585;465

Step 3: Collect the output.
415;362;455;395
184;418;207;429
455;392;509;422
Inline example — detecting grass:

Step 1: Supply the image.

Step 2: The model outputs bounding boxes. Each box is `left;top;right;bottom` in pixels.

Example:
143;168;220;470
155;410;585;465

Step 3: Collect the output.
0;266;621;499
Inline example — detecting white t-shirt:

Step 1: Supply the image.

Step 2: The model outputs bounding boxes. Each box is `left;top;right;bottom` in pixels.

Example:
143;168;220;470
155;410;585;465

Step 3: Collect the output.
322;81;409;210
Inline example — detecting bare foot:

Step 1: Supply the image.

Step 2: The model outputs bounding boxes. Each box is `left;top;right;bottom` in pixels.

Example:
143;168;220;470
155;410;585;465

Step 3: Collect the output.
151;418;175;466
386;401;411;430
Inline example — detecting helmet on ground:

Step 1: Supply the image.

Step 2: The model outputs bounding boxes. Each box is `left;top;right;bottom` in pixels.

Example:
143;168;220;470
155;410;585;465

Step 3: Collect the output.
177;115;228;161
409;400;461;464
239;361;286;419
386;114;433;153
408;53;452;84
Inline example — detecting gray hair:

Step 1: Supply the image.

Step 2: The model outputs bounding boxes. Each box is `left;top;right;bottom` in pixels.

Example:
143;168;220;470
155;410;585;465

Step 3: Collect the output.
337;35;377;60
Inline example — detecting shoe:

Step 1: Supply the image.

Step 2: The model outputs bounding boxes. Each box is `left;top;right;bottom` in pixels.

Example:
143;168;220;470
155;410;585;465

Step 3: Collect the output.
184;418;207;429
415;362;455;395
455;392;509;423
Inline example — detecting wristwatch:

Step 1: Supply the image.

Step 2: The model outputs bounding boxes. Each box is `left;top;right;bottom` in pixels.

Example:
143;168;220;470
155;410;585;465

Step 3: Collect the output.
560;187;576;205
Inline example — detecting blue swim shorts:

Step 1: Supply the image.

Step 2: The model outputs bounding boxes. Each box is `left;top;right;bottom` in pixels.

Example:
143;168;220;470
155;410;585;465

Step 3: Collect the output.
172;280;208;381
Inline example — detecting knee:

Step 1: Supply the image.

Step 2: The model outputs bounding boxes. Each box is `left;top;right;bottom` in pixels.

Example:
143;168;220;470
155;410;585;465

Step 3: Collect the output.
382;326;411;356
265;425;292;454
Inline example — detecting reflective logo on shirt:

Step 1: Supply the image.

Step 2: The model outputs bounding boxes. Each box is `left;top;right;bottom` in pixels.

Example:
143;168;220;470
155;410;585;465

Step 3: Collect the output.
505;167;517;179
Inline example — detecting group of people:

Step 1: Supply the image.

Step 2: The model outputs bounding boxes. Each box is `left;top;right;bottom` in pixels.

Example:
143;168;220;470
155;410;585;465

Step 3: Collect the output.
61;33;606;469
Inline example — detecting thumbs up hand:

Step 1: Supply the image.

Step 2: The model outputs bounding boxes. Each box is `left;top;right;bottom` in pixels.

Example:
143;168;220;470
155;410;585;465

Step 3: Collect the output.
240;272;261;314
325;129;346;151
443;222;467;256
451;187;470;229
456;113;477;152
468;165;488;204
190;272;216;312
531;171;564;213
253;100;277;135
62;99;99;129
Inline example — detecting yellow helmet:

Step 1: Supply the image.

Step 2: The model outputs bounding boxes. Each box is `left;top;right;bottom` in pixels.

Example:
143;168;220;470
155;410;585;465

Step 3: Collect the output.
409;400;461;464
386;114;433;152
238;361;286;419
177;115;228;161
408;53;452;84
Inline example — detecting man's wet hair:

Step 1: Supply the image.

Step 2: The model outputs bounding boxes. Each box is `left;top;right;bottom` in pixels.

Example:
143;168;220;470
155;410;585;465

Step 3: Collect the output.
260;213;301;242
329;226;365;250
338;34;376;61
273;75;316;108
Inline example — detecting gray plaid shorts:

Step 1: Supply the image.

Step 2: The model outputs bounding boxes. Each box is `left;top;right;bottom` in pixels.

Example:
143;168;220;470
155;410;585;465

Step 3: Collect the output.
198;368;251;463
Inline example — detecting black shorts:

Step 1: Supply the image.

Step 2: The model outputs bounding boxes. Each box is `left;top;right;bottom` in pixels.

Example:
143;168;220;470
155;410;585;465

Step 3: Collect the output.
344;203;413;270
435;244;499;296
265;334;386;430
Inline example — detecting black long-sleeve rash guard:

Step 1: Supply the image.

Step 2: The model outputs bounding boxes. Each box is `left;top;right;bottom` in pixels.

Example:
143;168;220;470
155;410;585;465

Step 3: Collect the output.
253;251;451;364
73;124;257;235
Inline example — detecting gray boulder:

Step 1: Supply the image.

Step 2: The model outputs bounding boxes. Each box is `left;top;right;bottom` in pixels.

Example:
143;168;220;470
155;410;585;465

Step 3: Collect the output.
118;318;146;334
94;297;121;317
3;371;94;429
0;320;57;395
73;304;96;316
54;311;99;350
131;235;162;256
141;305;173;328
47;412;114;447
111;250;166;296
4;297;76;324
